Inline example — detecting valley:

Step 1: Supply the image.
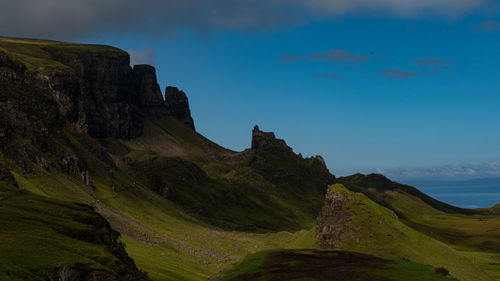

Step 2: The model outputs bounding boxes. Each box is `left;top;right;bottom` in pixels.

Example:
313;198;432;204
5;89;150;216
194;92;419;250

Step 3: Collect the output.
0;36;499;281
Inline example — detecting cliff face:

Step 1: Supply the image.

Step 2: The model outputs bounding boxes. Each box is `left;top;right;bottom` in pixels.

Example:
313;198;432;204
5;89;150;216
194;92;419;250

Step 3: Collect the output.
0;38;194;140
44;47;143;138
164;86;195;130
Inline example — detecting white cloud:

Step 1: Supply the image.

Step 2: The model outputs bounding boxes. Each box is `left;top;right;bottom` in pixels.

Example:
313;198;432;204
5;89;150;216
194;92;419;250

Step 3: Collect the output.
128;47;155;66
375;161;500;180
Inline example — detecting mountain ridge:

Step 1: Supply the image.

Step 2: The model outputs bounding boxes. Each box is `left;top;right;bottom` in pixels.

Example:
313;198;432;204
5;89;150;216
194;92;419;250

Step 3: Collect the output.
1;36;499;281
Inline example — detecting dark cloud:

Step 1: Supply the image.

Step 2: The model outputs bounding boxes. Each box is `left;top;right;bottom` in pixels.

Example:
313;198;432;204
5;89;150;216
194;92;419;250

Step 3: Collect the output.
309;50;368;65
279;54;304;62
0;0;492;39
316;72;340;79
413;57;453;70
381;68;420;79
128;47;155;66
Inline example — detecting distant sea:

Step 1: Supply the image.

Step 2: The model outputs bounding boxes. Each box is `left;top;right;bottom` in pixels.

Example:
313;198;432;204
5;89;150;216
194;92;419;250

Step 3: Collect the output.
416;185;500;209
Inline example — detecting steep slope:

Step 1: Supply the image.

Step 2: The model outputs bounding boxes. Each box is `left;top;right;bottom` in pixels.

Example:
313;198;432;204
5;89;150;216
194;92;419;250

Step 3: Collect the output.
0;36;333;232
2;36;497;281
0;36;335;280
123;122;334;231
0;168;149;280
338;174;500;279
315;184;493;281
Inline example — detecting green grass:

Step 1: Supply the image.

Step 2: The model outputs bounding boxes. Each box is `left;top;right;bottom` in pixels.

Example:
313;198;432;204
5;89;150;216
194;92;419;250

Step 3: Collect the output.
0;36;125;71
3;117;497;281
0;191;123;280
320;184;494;281
4;117;497;281
339;174;500;280
7;133;317;280
1;35;498;281
218;249;459;281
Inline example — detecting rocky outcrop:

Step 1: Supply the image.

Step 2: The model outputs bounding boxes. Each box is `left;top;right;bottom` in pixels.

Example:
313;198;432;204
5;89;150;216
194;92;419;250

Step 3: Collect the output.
248;125;335;199
165;86;195;130
251;125;291;151
316;187;353;249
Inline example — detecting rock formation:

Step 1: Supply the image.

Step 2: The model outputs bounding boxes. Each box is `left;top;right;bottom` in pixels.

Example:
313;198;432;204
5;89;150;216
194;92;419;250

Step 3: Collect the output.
165;86;195;130
251;125;291;151
133;64;169;116
316;187;353;249
1;44;195;140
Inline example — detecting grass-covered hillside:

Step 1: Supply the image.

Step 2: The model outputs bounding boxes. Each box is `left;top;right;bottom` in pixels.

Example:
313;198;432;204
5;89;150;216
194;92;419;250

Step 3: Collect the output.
315;184;493;281
0;36;334;280
339;175;500;280
1;36;499;281
0;36;123;72
0;168;149;280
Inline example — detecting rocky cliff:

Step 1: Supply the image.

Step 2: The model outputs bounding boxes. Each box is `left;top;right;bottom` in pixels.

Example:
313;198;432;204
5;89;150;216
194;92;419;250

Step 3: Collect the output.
0;37;194;140
165;86;195;130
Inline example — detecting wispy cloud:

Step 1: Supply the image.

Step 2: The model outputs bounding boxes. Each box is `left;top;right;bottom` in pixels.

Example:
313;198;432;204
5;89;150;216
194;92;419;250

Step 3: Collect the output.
413;57;453;71
375;162;500;180
381;68;420;79
309;50;368;65
279;54;304;62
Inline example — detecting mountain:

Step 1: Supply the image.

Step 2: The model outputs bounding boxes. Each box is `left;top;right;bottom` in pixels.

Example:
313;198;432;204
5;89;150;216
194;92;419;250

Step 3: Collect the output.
0;36;334;279
0;36;499;281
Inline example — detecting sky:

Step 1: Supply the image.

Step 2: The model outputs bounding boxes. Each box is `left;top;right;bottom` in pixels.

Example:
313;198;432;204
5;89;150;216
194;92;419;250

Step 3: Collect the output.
2;0;500;180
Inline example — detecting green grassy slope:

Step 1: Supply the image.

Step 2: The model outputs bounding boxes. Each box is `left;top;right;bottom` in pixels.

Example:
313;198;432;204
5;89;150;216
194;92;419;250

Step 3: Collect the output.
0;175;148;280
316;184;494;281
1;123;320;280
338;175;500;280
218;249;459;281
1;36;498;281
0;36;124;71
118;117;332;232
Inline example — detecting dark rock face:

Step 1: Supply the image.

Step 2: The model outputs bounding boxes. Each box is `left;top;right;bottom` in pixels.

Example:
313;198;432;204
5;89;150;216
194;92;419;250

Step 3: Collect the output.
1;47;195;141
316;188;353;249
165;86;195;130
251;125;290;151
43;48;143;139
133;64;169;116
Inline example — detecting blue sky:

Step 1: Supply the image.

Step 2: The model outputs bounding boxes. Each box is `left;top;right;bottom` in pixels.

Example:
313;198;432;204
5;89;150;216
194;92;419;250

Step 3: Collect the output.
3;0;500;179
